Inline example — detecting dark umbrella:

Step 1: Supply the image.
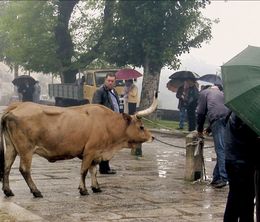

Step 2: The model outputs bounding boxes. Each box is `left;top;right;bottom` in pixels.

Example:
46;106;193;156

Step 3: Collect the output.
115;68;142;80
198;74;223;86
221;45;260;135
12;75;36;86
167;71;199;92
169;70;200;80
166;79;184;92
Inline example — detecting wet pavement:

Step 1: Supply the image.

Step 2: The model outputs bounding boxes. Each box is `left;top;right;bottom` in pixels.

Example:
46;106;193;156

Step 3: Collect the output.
0;138;228;221
0;106;228;222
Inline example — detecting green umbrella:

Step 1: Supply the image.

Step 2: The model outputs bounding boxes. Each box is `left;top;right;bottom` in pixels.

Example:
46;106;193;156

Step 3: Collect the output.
221;45;260;135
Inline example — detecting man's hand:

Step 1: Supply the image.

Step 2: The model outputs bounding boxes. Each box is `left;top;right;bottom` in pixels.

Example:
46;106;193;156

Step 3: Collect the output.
197;131;204;138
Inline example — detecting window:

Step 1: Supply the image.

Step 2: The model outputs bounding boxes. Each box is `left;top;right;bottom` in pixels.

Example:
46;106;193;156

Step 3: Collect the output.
86;73;93;86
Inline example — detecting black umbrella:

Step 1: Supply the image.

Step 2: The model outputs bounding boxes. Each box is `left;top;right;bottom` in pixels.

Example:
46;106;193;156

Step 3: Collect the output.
169;71;200;80
198;74;223;86
12;75;36;86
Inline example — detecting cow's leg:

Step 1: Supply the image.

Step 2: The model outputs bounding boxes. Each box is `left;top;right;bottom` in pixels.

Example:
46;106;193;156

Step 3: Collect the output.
78;155;94;196
19;152;43;198
2;137;17;197
89;164;102;193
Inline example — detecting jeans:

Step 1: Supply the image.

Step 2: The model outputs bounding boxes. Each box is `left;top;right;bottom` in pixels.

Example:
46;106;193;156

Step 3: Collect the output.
211;117;228;182
178;107;186;129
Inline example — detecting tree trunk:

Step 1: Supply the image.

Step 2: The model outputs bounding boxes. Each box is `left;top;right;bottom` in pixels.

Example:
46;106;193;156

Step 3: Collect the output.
13;64;19;93
139;57;161;118
77;0;114;70
14;64;18;79
54;0;79;83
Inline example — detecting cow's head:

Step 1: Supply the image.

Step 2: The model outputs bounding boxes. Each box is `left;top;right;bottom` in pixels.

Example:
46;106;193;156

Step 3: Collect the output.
123;92;158;148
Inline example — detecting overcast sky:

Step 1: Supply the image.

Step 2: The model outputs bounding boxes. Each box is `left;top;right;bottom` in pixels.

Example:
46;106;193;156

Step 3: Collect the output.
182;0;260;67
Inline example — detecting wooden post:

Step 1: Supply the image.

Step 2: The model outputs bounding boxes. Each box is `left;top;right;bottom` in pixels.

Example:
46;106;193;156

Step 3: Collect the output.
185;131;204;181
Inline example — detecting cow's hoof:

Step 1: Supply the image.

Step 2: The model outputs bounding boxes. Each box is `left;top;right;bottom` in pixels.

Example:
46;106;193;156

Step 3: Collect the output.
91;187;102;193
79;189;89;196
33;191;43;198
4;189;14;197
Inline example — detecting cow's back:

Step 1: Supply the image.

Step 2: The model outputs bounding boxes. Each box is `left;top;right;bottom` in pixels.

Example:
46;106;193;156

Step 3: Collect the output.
3;103;119;160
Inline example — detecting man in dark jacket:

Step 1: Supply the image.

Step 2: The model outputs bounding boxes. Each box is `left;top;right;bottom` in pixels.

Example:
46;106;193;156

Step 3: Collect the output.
92;73;120;174
224;113;260;221
185;80;199;131
176;84;187;130
18;80;35;102
196;84;230;188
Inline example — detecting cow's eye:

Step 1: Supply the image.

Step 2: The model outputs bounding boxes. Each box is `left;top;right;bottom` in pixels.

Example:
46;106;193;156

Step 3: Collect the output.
140;126;144;130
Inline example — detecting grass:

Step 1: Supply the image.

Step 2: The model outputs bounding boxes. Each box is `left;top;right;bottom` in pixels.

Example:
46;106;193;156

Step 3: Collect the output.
142;118;186;130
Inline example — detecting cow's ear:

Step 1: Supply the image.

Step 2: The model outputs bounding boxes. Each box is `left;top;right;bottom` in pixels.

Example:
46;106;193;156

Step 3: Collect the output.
122;113;132;125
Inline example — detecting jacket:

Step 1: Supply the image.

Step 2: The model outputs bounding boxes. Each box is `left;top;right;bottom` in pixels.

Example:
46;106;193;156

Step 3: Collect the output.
92;84;120;111
126;85;138;103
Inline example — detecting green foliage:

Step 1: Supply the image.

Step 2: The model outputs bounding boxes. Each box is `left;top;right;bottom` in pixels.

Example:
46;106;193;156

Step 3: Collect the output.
0;0;213;84
0;1;60;73
102;0;213;70
70;0;104;54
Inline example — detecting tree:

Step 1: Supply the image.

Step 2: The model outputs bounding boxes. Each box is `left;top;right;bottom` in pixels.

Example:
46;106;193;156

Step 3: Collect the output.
0;0;214;108
0;0;113;83
101;0;214;109
0;1;60;73
0;0;81;83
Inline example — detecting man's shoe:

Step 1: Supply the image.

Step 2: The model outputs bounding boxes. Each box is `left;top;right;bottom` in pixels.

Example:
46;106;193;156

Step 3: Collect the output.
213;181;227;188
209;180;218;186
100;169;116;175
176;127;184;130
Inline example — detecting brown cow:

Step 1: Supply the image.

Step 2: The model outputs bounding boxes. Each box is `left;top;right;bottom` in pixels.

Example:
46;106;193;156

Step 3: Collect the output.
0;93;157;198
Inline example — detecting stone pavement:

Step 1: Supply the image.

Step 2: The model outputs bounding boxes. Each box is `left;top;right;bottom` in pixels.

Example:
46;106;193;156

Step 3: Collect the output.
0;128;229;222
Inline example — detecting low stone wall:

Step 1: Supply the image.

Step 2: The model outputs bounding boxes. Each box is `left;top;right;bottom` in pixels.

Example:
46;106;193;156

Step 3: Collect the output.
155;108;179;121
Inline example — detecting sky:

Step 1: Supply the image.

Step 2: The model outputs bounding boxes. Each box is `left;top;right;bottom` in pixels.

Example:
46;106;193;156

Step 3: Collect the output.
182;0;260;68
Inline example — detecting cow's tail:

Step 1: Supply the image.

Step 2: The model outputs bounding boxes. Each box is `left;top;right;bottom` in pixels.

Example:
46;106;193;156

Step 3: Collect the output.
0;105;19;181
0;115;6;181
0;112;14;181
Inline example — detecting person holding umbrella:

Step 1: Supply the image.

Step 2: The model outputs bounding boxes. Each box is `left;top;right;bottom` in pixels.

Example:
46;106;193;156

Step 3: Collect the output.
12;75;36;102
184;79;199;131
223;112;260;221
221;46;260;221
123;79;139;115
169;71;199;131
176;81;188;130
17;79;35;102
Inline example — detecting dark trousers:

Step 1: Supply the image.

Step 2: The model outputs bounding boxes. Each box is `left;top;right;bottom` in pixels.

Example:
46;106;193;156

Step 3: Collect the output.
128;103;137;115
224;161;255;222
186;106;196;131
99;160;110;173
256;168;260;222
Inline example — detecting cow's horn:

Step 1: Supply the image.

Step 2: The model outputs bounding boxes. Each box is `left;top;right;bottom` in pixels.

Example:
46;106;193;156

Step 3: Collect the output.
135;91;158;117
